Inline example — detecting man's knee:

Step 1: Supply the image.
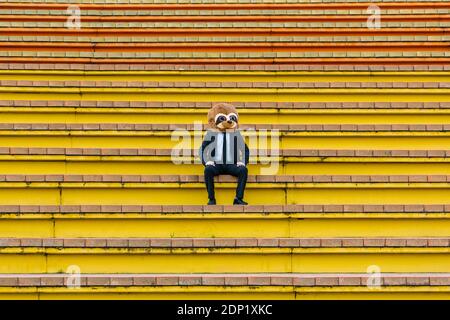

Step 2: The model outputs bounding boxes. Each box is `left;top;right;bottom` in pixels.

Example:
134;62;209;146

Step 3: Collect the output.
237;166;248;176
204;165;217;176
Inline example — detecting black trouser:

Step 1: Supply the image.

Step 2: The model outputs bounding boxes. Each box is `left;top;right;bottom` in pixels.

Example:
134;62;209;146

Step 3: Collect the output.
204;164;248;200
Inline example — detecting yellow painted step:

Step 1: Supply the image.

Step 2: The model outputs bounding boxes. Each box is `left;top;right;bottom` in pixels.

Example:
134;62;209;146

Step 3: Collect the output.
0;131;449;150
1;107;450;124
0;247;448;274
1;87;448;103
0;156;450;175
2;71;449;82
0;181;448;205
0;287;294;300
1;286;449;300
1;212;449;238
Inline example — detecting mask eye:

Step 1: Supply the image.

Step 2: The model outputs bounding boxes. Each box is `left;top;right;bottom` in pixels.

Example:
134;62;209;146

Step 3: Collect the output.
216;115;226;123
214;113;227;124
228;115;238;123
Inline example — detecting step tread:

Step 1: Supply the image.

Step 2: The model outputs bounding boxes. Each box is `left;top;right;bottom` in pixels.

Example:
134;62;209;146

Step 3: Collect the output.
1;13;447;21
6;12;442;17
0;174;449;183
4;41;449;47
1;58;448;66
9;37;448;44
1;147;448;157
2;204;449;213
3;0;449;3
4;2;450;10
5;22;447;29
0;273;448;287
1;237;448;248
4;27;449;33
1;101;447;109
2;52;446;60
2;80;449;88
1;64;448;71
0;123;449;131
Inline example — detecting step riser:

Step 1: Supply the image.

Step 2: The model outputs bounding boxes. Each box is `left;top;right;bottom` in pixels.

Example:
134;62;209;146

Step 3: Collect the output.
0;135;449;150
4;22;448;28
3;90;449;103
0;185;448;205
1;161;449;175
1;112;450;124
0;291;448;300
4;36;450;43
2;217;449;238
3;3;449;11
2;15;449;24
3;81;450;90
2;71;449;82
2;58;448;67
0;291;294;300
2;63;448;71
5;2;449;9
0;291;291;300
2;10;447;16
5;101;443;109
0;252;448;273
23;47;438;54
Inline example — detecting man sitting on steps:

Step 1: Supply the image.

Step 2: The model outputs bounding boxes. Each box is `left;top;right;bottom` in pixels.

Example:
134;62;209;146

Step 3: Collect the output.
199;103;250;205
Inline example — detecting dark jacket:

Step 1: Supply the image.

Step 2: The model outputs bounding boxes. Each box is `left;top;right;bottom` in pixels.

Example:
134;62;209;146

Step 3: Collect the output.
199;130;250;166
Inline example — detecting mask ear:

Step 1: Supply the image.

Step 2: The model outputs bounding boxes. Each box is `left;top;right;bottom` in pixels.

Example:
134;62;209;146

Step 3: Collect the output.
208;117;216;129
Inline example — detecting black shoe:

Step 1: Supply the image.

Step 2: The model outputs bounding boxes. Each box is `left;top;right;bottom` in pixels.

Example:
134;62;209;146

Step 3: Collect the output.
207;198;216;205
233;198;248;205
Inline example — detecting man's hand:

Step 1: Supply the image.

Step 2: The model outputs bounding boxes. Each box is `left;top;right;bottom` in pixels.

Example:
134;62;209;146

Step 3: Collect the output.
237;162;245;167
205;161;215;166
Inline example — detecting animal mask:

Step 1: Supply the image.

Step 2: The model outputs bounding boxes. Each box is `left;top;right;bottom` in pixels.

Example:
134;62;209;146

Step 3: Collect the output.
207;103;239;131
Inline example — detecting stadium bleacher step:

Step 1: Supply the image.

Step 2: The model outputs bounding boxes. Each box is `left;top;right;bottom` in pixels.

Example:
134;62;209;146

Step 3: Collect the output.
0;148;448;175
0;273;448;300
0;204;449;238
0;1;449;66
0;236;449;274
0;174;448;205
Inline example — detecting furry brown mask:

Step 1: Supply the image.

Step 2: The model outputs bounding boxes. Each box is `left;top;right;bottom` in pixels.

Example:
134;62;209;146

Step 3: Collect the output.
207;103;239;131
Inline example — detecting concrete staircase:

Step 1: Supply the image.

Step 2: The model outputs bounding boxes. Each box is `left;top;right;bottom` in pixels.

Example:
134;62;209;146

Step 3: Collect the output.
0;0;449;299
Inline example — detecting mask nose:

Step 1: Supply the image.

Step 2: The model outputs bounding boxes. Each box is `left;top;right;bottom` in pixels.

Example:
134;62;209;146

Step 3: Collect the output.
227;120;232;124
